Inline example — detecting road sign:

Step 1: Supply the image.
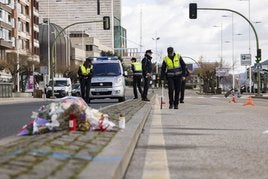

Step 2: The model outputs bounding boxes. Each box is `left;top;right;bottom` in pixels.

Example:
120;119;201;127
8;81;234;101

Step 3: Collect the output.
40;66;48;74
254;63;262;72
216;67;229;77
241;54;251;66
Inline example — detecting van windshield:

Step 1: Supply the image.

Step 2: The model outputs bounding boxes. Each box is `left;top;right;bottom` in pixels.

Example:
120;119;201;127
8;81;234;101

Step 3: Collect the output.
49;80;67;87
93;63;121;77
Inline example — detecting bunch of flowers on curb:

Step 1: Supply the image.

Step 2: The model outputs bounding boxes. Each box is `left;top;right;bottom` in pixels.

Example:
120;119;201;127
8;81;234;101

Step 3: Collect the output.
17;96;116;136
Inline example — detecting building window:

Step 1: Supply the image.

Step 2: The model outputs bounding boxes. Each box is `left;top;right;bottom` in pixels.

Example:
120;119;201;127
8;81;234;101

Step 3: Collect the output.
86;45;93;51
0;28;3;39
18;19;22;31
25;6;29;16
25;39;29;50
0;9;2;19
26;22;29;33
8;14;11;23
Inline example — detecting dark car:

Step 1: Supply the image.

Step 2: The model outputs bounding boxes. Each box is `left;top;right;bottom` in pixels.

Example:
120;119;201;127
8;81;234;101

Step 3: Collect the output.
71;83;81;96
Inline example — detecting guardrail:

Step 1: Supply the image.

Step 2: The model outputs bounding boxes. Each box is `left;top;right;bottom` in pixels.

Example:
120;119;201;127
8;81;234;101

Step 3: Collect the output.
0;83;13;98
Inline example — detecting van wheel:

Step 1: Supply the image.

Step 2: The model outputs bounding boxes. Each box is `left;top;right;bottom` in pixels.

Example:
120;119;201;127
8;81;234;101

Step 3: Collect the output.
118;97;125;102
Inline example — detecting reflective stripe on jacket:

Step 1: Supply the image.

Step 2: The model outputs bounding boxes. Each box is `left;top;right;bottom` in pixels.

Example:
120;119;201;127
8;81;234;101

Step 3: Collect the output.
132;62;142;75
164;54;182;77
80;64;92;76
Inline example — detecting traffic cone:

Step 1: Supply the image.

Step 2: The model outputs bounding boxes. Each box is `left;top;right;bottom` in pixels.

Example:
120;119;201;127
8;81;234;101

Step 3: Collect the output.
229;95;237;103
243;96;255;106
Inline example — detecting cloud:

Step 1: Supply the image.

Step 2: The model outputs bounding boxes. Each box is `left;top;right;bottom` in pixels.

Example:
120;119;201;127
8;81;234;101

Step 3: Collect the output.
122;0;268;70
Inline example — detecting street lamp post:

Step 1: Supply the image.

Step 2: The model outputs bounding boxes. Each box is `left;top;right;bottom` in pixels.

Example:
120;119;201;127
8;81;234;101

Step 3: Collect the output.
50;20;105;98
222;13;235;89
238;0;252;93
181;56;201;93
152;35;160;63
152;34;160;87
213;23;223;61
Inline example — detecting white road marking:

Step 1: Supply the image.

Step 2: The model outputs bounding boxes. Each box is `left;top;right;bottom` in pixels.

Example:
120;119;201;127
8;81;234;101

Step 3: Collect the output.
142;95;170;179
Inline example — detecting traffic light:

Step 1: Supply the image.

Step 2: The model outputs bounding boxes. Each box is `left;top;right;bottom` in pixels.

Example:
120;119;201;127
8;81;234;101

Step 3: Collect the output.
256;49;261;63
103;16;110;30
189;3;197;19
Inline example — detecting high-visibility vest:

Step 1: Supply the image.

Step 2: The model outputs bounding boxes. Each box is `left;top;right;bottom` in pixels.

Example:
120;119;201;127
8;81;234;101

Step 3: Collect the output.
80;64;92;76
164;54;182;77
132;62;142;75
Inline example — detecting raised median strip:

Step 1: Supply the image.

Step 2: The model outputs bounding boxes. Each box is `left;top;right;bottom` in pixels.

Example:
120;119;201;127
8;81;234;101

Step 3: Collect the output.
0;97;152;179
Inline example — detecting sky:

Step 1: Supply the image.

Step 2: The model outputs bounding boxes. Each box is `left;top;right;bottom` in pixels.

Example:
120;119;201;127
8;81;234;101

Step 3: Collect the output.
121;0;268;73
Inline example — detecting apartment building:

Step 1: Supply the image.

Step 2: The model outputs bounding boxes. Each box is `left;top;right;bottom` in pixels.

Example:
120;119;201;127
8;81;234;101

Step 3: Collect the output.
39;0;126;55
2;0;40;62
0;0;15;61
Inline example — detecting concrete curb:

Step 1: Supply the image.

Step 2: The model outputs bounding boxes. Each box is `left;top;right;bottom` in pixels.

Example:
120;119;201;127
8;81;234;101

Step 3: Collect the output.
79;100;152;179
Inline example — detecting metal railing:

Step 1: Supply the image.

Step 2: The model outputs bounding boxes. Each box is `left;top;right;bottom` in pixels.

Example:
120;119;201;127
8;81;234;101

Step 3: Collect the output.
0;83;13;97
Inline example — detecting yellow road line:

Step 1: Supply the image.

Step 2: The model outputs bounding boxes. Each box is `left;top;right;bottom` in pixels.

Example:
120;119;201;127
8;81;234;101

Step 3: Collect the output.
142;95;170;179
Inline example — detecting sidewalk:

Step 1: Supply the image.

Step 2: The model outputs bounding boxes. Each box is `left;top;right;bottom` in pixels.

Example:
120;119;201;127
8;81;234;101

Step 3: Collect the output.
0;97;151;179
126;91;268;179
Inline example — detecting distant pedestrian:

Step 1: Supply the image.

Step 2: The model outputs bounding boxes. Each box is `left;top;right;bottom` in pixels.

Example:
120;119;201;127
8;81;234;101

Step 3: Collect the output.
161;47;186;109
180;67;190;103
142;50;153;101
131;57;143;99
78;58;93;103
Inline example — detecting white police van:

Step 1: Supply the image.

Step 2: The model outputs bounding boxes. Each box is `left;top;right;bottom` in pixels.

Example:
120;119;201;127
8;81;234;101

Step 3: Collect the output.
90;56;126;102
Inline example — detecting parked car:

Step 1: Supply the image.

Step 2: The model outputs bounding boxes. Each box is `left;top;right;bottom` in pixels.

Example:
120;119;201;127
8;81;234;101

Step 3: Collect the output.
90;56;126;102
46;78;72;98
71;83;81;96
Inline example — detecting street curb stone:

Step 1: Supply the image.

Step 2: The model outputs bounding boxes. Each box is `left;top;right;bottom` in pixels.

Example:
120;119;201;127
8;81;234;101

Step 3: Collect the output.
78;100;152;179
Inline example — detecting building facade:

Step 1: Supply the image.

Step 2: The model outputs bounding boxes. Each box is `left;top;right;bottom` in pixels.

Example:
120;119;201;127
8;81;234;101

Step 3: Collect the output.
39;0;127;56
0;0;15;61
6;0;40;61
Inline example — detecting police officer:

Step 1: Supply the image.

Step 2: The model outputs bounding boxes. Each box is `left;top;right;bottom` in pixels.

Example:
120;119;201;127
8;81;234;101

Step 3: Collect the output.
180;67;190;103
142;50;153;101
78;58;93;103
161;47;186;109
131;57;143;99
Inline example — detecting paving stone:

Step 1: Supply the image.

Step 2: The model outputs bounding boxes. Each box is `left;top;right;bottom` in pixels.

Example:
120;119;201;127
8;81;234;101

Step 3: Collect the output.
64;145;81;152
8;160;33;168
31;158;64;176
76;149;90;156
50;140;66;146
0;168;13;175
0;173;9;179
72;141;87;147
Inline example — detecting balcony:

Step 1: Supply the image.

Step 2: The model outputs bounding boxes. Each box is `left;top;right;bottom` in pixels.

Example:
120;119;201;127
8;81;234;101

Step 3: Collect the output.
33;24;39;32
33;8;39;17
18;31;30;40
0;39;13;48
34;39;39;48
19;0;30;6
19;13;30;23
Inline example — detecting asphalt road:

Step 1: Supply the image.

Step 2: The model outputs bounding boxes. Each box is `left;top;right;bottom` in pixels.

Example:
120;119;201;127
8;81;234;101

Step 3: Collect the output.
126;92;268;179
0;96;132;139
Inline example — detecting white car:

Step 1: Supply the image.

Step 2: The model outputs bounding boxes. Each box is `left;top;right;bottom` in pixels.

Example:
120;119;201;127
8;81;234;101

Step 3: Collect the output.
90;57;126;102
46;77;72;98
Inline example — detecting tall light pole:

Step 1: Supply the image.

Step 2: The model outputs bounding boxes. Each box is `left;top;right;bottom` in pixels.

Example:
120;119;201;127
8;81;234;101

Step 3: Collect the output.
238;0;252;93
222;13;235;89
47;0;50;80
213;23;223;61
152;35;160;76
15;0;19;92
